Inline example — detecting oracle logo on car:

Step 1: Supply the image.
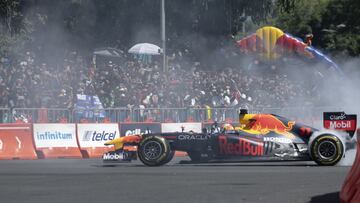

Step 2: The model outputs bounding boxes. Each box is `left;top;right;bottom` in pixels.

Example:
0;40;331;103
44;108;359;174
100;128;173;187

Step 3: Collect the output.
82;131;116;141
178;134;210;140
219;136;263;156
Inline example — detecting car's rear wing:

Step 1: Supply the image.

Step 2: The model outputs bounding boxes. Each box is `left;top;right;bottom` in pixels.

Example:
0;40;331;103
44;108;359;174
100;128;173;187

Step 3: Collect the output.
323;112;357;137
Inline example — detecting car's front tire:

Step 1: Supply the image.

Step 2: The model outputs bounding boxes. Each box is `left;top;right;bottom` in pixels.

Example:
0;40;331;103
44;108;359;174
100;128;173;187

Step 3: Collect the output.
138;136;171;166
160;150;175;165
310;134;344;166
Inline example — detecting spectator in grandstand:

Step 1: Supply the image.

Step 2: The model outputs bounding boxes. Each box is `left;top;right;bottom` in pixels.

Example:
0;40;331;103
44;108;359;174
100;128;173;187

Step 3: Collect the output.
0;46;318;112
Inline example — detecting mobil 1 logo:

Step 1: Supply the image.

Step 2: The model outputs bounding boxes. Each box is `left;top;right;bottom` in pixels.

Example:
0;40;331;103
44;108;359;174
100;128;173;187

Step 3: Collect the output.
323;111;357;137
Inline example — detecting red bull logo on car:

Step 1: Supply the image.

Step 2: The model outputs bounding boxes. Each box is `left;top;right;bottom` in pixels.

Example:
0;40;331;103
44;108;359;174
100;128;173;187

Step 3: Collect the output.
219;136;263;156
238;114;296;138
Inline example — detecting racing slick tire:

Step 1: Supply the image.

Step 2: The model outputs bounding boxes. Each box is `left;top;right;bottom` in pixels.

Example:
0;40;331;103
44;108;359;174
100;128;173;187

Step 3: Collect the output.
160;150;175;165
138;136;171;166
310;134;344;166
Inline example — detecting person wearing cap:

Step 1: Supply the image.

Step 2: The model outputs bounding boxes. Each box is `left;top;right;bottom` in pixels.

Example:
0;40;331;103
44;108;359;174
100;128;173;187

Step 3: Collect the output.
239;109;248;122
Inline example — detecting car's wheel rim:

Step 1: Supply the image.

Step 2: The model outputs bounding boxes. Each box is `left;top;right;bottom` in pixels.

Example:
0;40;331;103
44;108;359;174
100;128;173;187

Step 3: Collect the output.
318;140;337;160
143;141;163;160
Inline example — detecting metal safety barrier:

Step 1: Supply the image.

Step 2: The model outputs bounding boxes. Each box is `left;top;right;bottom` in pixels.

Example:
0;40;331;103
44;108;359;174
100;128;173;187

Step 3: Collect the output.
0;108;11;123
0;106;348;125
72;108;131;123
12;108;71;123
132;107;246;123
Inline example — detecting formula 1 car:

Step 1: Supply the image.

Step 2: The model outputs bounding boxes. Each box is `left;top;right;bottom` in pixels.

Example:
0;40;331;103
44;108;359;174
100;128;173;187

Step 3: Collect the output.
102;110;357;166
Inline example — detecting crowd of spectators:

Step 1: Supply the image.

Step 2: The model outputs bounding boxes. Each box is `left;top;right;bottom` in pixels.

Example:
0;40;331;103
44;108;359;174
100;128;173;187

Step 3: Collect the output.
0;51;84;109
95;59;311;110
0;48;317;111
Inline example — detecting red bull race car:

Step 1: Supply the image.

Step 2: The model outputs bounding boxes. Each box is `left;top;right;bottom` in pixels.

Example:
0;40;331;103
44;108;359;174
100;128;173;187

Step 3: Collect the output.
102;109;357;166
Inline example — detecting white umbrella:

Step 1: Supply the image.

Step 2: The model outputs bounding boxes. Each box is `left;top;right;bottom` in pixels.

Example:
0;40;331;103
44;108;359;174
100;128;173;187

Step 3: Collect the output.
128;43;161;55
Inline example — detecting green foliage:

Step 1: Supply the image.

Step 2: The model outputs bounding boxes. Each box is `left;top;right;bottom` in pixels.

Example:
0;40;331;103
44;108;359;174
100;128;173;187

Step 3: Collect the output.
273;0;360;56
0;0;359;57
319;0;360;56
0;0;23;34
0;0;33;56
0;0;280;56
274;0;330;38
276;0;297;12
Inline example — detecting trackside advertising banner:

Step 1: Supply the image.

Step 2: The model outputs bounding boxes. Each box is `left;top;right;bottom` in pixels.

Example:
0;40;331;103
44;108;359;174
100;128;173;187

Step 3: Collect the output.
119;123;161;137
77;124;120;147
33;124;77;148
161;123;202;133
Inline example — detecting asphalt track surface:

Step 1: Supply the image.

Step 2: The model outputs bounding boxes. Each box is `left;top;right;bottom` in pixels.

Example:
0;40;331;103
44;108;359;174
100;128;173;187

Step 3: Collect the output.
0;157;350;203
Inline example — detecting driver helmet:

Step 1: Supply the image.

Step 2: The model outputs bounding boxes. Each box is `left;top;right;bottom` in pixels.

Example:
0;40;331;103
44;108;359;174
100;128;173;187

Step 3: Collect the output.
223;123;234;131
239;109;248;125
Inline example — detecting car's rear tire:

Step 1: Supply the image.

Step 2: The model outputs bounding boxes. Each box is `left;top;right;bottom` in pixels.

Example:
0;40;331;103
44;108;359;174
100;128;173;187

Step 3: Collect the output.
138;136;171;166
310;134;344;166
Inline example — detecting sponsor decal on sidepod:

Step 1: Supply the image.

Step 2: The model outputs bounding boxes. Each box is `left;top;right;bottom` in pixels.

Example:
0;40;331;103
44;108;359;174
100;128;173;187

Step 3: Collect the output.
219;136;263;156
263;137;292;144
